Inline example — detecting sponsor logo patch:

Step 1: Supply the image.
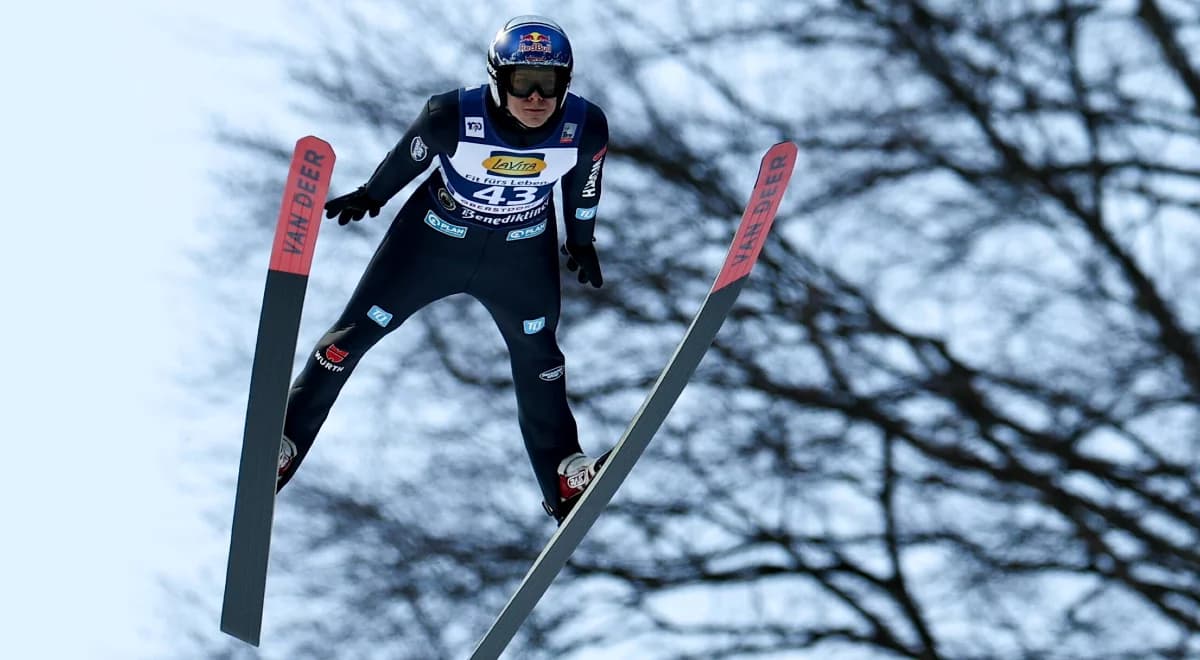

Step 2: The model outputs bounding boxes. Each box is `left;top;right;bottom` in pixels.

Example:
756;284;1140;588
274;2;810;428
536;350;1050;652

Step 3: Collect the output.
567;472;589;489
458;197;550;226
559;122;577;143
518;32;553;56
506;220;547;241
437;187;457;211
409;136;428;161
424;210;467;238
581;156;603;198
574;206;597;220
465;117;485;138
539;365;565;381
523;317;546;334
316;344;349;372
482;152;547;177
367;305;393;327
325;345;348;363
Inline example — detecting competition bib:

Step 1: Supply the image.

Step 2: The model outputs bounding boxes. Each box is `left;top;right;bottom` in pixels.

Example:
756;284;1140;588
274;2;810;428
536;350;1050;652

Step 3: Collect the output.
430;85;585;228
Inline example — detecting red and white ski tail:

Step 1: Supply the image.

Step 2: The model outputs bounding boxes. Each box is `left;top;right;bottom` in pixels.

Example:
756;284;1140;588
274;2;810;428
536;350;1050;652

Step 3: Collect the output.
470;141;798;660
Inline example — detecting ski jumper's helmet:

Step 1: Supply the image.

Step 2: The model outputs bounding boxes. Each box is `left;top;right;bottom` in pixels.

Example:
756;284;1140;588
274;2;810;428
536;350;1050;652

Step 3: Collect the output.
487;15;573;112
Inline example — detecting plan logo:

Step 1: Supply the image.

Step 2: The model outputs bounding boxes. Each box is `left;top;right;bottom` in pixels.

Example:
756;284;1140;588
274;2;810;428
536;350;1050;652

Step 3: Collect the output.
425;210;467;238
574;206;597;220
507;220;547;241
523;317;546;334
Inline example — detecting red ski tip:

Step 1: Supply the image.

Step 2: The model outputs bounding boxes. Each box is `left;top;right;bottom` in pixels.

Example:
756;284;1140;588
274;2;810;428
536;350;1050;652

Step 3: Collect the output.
712;142;797;292
268;136;337;277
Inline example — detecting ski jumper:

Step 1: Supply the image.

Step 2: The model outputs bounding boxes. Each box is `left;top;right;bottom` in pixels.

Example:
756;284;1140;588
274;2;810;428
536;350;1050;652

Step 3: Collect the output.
279;85;609;514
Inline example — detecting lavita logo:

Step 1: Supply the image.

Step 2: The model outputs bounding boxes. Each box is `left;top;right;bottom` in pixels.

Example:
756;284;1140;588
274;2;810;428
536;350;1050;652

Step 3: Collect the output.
482;153;546;177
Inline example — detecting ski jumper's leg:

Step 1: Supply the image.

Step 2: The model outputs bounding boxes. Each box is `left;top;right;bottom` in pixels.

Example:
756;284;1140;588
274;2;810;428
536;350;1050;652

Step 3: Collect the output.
279;197;473;489
468;219;583;514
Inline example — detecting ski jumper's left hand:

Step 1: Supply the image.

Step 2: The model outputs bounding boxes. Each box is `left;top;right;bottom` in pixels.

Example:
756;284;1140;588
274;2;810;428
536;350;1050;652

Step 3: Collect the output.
561;241;603;288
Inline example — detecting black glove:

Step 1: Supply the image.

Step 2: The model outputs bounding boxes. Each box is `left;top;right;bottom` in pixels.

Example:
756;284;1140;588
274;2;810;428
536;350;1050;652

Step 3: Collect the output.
561;241;603;288
324;186;385;226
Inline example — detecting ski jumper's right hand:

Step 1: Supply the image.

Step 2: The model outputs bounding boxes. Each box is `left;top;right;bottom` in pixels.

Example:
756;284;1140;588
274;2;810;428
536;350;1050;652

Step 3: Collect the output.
325;186;385;225
561;240;604;288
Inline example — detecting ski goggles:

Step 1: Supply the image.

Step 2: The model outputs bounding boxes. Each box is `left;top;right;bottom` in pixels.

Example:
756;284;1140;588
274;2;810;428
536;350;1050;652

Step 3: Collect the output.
504;65;568;99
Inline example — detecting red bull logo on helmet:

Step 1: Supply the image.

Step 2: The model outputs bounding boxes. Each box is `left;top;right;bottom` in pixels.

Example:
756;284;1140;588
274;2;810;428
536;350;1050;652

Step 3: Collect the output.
519;32;554;54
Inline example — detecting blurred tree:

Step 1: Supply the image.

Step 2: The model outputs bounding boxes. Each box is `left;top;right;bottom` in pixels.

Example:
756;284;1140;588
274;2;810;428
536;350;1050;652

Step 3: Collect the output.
190;0;1199;658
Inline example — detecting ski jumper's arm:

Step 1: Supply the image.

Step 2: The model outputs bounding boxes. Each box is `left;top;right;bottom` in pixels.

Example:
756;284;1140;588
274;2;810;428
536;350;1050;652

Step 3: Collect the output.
363;91;460;203
559;103;609;246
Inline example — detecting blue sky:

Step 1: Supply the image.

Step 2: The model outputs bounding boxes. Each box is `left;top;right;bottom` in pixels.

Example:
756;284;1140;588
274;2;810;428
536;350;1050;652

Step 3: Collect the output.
1;2;295;656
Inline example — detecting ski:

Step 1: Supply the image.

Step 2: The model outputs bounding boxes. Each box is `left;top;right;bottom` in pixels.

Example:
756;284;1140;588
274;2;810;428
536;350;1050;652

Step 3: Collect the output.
221;136;336;646
470;141;798;660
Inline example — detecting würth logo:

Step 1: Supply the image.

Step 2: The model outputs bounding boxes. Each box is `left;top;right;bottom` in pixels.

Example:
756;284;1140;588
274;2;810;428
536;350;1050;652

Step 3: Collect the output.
325;345;348;363
316;344;349;372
